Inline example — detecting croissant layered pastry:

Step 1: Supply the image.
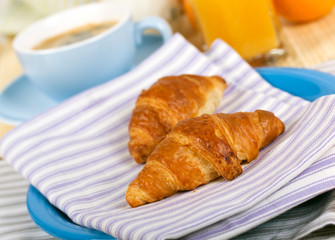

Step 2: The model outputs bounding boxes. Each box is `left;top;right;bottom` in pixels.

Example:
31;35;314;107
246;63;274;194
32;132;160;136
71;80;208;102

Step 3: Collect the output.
128;75;227;164
126;110;285;207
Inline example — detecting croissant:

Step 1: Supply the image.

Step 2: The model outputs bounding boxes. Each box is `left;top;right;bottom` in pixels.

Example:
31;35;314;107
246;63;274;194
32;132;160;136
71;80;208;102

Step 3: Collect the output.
128;75;227;164
126;110;285;207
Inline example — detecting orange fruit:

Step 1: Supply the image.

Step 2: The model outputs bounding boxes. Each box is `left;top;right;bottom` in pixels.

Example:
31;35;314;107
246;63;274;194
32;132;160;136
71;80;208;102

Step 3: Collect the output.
273;0;335;23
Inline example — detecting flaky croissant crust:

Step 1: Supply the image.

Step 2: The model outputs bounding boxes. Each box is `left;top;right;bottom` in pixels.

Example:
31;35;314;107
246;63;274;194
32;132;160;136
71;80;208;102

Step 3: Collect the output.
126;110;285;207
128;75;227;164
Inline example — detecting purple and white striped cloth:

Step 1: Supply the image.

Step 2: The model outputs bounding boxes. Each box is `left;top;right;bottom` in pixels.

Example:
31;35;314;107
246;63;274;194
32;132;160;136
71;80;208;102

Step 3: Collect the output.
1;33;335;240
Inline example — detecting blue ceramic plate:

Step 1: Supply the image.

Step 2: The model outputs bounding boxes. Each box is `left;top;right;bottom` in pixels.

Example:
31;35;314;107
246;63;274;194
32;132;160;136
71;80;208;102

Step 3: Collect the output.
256;67;335;101
26;67;335;240
27;185;114;240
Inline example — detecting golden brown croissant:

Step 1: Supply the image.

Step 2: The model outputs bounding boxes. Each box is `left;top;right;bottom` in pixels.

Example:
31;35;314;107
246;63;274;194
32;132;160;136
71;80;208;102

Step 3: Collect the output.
128;75;227;164
126;110;285;207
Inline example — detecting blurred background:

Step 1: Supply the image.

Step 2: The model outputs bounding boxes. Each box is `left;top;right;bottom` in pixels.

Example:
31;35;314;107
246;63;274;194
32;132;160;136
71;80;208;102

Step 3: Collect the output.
1;0;335;64
1;0;335;63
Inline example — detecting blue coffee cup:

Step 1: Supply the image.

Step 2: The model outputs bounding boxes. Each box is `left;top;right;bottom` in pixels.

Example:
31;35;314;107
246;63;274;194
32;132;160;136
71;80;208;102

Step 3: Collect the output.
13;2;172;101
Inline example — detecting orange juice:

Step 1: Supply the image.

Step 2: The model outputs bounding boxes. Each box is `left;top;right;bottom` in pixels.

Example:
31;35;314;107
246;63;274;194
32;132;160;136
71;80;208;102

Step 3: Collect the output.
190;0;282;60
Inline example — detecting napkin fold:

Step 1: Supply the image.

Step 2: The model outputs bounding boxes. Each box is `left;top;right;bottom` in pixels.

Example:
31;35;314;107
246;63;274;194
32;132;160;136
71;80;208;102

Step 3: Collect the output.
1;33;335;240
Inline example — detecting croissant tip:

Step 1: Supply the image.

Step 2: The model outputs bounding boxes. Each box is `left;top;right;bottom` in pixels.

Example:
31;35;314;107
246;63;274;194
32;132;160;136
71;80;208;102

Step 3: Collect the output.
128;142;150;164
212;75;227;84
132;153;147;164
126;186;147;208
256;109;285;133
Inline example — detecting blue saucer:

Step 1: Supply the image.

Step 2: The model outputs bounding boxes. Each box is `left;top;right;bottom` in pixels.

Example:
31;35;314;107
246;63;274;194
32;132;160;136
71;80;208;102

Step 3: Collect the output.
0;34;164;125
26;67;335;240
0;76;58;125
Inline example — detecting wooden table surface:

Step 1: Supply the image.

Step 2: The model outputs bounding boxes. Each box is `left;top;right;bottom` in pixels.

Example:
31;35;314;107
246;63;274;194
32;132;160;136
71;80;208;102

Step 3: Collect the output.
1;9;335;142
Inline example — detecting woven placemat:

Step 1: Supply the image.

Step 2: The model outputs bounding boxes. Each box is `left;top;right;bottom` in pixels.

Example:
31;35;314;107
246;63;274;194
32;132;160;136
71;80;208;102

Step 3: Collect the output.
272;9;335;67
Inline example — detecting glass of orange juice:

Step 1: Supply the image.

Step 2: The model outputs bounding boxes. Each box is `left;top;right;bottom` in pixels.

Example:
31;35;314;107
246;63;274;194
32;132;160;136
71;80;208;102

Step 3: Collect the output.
190;0;285;64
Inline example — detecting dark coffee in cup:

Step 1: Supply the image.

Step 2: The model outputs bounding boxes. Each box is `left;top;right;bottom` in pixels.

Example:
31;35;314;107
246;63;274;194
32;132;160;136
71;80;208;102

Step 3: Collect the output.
33;21;117;50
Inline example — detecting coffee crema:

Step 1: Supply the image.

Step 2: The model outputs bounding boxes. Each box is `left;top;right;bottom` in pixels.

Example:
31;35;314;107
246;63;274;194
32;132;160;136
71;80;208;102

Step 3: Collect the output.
33;21;118;50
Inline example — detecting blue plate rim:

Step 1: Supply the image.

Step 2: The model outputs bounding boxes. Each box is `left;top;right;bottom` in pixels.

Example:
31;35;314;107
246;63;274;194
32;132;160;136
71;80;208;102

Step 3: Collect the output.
27;185;114;240
256;67;335;101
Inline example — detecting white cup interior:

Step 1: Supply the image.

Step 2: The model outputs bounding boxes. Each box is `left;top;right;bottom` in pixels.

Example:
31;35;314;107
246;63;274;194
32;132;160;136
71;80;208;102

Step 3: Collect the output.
13;1;130;53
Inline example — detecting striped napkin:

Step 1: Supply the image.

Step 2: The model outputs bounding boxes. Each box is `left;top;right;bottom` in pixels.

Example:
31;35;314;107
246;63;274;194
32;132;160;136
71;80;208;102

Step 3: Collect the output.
1;33;335;240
